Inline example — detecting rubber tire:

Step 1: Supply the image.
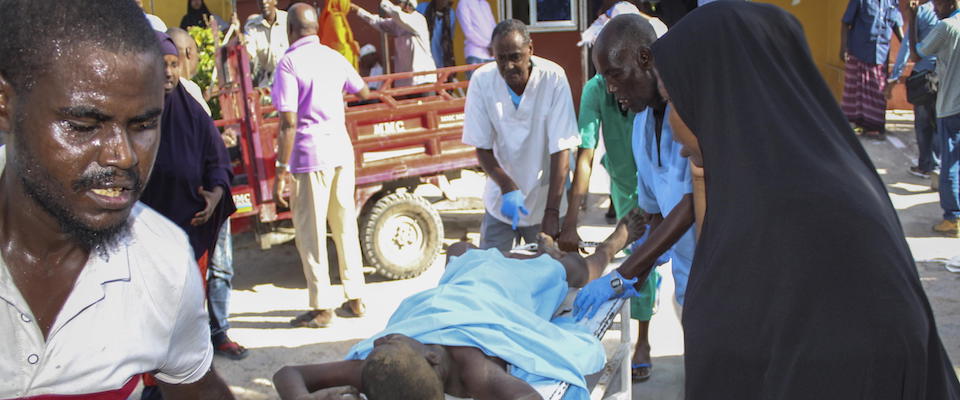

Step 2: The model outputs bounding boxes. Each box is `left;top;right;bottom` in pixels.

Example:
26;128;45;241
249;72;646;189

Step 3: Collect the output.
361;192;444;280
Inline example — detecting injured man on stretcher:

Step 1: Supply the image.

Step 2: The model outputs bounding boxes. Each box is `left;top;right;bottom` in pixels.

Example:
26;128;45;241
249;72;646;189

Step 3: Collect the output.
273;210;648;400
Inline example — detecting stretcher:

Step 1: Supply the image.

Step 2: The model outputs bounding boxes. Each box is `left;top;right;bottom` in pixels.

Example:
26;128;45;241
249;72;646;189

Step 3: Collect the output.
508;245;634;400
533;294;632;400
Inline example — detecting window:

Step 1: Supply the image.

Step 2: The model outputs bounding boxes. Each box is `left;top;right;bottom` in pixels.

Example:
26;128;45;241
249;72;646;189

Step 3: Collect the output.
506;0;578;32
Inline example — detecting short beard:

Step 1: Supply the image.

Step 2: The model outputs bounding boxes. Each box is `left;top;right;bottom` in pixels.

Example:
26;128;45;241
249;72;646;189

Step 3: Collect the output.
20;166;133;259
11;120;133;259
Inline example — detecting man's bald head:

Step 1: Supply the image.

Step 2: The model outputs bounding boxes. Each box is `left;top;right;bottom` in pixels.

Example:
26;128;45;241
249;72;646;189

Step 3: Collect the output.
287;3;320;43
594;14;657;69
593;14;662;113
167;27;200;78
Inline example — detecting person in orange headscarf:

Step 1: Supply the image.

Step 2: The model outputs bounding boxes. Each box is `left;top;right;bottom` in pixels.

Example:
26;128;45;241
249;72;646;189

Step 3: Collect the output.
320;0;361;69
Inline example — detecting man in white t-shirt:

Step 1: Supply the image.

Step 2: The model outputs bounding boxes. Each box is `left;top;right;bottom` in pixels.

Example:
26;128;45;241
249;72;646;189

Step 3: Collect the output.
0;1;233;398
462;19;580;251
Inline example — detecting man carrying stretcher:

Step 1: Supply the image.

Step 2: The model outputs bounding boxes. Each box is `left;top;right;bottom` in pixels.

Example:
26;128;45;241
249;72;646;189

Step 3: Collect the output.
273;210;650;400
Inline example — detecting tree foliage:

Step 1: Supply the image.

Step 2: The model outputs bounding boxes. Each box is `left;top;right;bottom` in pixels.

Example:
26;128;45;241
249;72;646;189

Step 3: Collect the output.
187;26;222;120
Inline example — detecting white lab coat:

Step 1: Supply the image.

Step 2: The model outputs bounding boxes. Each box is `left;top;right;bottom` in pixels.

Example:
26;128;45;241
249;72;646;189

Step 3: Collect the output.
462;56;580;227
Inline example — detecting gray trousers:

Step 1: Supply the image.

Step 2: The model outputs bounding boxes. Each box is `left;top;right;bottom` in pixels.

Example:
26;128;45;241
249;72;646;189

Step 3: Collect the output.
479;212;541;251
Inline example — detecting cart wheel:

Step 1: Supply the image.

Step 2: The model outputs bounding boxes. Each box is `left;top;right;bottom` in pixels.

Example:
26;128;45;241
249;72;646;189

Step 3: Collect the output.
361;192;444;280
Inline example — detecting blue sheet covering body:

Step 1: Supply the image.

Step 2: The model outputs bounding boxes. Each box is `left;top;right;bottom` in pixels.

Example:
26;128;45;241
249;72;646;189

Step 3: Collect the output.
346;248;605;399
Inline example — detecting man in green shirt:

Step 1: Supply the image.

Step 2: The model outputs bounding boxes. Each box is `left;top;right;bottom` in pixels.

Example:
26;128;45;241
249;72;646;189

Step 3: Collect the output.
559;73;660;381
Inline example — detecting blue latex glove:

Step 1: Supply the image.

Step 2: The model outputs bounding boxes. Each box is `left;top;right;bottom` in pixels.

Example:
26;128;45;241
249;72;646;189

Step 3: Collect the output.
500;190;530;230
573;270;639;321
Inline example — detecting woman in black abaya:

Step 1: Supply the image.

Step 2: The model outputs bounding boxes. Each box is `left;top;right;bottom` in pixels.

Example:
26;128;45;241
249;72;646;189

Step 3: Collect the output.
180;0;226;30
651;2;960;398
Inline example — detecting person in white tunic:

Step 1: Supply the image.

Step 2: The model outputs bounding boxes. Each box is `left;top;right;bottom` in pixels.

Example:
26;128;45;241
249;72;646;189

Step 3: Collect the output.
462;19;580;251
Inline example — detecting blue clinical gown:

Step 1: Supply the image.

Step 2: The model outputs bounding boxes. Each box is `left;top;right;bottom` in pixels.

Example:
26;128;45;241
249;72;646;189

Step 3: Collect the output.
632;104;696;305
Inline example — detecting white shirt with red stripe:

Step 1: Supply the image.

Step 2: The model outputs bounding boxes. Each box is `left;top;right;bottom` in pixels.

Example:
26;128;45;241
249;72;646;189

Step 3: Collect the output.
0;147;213;399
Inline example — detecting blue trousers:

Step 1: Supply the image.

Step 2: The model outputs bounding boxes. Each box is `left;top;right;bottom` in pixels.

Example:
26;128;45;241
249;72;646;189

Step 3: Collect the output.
937;113;960;221
208;221;233;337
915;100;941;173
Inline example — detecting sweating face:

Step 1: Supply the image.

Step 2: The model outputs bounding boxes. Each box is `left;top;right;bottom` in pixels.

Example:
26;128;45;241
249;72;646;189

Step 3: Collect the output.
163;54;181;94
595;41;658;113
492;31;533;93
0;48;164;249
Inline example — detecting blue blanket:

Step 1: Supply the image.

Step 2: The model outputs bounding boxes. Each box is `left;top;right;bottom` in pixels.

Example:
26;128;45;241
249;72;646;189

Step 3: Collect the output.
346;249;605;399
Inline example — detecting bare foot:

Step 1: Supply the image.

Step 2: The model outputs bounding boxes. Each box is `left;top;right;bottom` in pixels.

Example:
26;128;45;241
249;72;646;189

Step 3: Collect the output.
537;233;567;260
619;208;649;245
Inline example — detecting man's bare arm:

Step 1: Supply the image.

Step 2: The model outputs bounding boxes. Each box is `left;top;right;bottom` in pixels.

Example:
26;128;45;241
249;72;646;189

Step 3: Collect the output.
541;149;570;238
273;111;297;208
451;346;543;400
355;85;371;101
476;148;519;193
559;147;596;250
273;360;364;400
157;368;235;400
616;194;694;281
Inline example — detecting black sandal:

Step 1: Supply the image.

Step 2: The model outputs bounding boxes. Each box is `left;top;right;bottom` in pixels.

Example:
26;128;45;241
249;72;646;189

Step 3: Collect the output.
631;363;652;382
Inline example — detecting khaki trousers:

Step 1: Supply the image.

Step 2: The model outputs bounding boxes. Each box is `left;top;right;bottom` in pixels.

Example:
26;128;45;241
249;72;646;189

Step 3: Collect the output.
290;165;366;310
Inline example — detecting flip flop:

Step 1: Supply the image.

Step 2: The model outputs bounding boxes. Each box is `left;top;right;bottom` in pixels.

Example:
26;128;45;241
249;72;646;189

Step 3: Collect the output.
215;340;249;360
335;300;366;318
631;363;652;382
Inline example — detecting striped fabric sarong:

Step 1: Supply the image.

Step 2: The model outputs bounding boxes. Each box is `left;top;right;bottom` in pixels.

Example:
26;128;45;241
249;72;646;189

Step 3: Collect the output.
841;55;888;132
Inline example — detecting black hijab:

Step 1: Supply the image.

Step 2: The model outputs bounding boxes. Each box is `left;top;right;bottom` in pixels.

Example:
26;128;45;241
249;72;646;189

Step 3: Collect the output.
140;82;235;261
180;0;211;29
652;2;960;398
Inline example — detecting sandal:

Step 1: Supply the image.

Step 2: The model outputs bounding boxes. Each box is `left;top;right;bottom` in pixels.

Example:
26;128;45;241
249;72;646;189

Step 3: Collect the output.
335;299;366;318
290;310;332;328
631;363;652;382
215;339;249;360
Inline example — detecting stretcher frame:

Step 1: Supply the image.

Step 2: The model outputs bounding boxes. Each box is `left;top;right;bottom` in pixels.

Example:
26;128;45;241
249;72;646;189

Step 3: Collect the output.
532;295;632;400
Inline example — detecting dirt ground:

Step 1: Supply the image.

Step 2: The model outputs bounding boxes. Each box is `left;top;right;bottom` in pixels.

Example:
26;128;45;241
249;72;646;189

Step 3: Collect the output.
205;110;959;399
